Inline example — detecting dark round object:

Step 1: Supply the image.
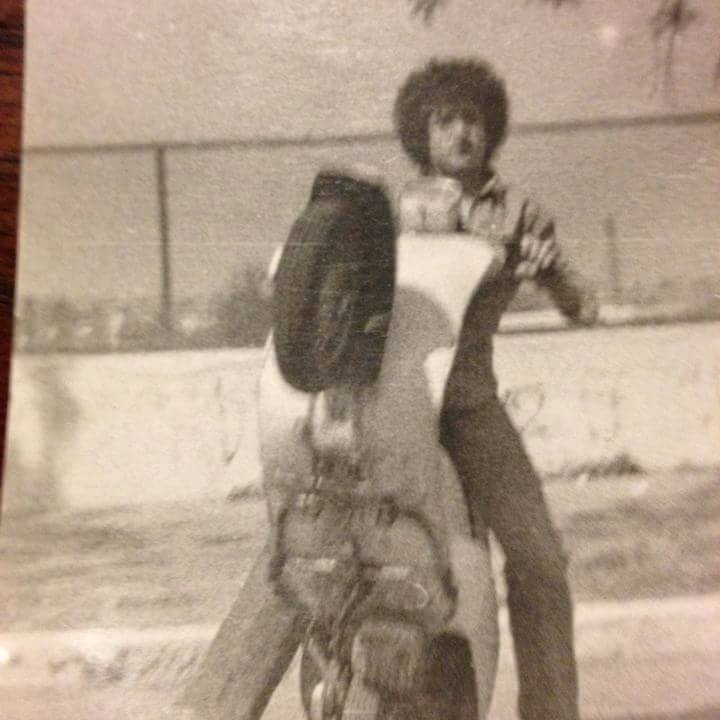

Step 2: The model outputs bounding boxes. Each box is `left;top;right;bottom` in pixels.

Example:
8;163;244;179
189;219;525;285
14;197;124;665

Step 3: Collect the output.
272;171;395;394
299;631;478;720
419;633;478;720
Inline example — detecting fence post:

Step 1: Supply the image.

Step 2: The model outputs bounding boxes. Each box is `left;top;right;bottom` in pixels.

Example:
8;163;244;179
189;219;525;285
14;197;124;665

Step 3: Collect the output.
156;146;173;331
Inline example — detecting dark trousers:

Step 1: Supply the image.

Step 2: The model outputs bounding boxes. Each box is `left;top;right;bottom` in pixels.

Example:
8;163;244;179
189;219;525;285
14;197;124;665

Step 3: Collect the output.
440;399;579;720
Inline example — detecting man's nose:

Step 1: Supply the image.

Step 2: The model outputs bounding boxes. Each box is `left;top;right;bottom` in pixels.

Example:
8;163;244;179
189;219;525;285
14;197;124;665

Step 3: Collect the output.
449;117;471;139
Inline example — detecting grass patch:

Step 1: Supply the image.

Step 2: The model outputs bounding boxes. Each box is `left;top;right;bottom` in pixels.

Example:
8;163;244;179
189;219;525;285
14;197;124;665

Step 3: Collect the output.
226;485;265;503
547;452;644;482
555;468;720;602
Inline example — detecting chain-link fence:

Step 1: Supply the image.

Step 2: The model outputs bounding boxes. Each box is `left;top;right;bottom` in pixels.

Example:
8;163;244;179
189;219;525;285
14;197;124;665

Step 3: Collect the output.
16;113;720;353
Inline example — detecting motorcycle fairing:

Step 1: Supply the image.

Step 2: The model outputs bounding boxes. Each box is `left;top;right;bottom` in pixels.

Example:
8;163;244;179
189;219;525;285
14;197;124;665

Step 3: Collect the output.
260;234;503;523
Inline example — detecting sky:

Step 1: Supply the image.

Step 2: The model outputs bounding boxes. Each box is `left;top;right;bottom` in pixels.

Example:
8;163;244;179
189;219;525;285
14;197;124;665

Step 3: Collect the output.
24;0;720;147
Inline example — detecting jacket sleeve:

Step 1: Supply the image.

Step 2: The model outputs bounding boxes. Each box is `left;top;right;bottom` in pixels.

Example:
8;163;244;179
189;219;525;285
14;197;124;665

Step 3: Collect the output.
519;199;580;291
522;198;564;286
520;198;556;242
501;187;598;324
500;187;558;272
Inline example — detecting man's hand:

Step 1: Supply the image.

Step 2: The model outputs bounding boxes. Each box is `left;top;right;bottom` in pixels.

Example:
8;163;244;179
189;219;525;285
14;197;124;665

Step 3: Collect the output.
514;233;560;280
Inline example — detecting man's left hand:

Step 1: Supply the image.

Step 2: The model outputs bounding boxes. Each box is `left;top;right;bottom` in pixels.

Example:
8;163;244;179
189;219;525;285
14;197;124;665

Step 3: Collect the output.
515;233;560;279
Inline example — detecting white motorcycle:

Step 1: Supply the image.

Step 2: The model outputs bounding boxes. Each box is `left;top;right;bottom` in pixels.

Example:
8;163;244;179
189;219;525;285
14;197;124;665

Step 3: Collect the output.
258;169;505;720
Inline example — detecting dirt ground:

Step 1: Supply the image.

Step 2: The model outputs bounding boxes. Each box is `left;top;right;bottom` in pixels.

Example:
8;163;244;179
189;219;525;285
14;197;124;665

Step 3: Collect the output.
0;467;717;634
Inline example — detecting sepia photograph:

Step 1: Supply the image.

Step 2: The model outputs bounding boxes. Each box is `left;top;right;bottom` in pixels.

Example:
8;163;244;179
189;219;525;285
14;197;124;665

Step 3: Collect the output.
1;1;719;718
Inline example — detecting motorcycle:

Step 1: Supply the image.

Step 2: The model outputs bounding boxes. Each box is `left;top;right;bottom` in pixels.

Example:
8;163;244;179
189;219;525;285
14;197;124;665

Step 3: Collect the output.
257;169;507;720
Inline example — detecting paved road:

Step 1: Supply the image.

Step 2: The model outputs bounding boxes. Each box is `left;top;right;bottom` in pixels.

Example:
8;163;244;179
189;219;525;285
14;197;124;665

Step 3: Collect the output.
3;652;719;720
2;687;718;720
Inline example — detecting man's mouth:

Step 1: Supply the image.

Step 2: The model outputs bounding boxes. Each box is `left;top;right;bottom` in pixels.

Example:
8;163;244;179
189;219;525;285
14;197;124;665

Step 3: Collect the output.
458;138;474;154
449;147;474;164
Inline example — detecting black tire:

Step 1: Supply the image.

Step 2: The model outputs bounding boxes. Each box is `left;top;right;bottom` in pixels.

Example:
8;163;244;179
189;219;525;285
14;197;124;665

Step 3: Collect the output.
272;171;395;393
419;634;478;720
299;632;478;720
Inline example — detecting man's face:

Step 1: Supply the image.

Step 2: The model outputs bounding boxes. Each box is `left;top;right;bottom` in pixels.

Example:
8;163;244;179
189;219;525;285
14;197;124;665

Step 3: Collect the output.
427;102;488;179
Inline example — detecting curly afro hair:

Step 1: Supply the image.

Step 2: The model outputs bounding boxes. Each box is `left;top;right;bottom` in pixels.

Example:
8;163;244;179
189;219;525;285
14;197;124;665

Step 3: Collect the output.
393;58;510;170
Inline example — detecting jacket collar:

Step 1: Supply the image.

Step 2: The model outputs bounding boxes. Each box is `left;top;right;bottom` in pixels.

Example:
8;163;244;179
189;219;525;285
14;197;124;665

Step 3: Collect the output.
476;171;505;201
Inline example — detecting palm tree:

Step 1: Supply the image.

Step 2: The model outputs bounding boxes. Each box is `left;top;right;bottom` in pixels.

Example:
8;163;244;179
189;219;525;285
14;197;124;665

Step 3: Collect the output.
407;0;717;95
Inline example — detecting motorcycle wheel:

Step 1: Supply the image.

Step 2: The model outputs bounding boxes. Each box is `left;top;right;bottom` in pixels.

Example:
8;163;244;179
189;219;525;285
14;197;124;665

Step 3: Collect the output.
419;634;478;720
299;632;477;720
272;173;395;394
313;256;360;385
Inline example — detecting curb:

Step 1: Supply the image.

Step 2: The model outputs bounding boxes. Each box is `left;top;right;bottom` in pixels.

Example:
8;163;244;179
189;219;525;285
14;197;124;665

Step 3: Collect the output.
1;594;719;690
497;303;716;334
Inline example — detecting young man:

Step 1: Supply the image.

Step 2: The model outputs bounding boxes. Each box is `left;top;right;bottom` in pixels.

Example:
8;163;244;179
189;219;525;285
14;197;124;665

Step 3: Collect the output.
181;57;596;720
394;57;597;720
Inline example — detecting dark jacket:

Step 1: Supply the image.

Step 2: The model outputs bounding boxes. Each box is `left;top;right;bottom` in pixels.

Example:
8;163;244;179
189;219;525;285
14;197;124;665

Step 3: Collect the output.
440;174;558;409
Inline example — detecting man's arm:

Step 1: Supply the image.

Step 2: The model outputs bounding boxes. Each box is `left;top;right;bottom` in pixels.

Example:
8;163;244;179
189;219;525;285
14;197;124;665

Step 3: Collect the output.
511;197;599;326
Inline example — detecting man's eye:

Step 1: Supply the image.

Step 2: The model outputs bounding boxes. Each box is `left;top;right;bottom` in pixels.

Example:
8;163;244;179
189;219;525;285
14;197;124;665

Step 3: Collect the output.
438;112;457;126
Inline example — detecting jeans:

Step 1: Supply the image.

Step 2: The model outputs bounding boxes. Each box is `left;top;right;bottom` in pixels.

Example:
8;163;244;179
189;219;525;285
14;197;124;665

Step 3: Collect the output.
440;399;579;720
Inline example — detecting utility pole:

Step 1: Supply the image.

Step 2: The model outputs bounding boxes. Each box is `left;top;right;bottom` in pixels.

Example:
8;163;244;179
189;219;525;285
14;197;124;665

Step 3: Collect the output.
156;146;173;332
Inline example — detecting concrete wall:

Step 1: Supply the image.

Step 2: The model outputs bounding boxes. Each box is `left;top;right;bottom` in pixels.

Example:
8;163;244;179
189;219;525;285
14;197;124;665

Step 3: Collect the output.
3;349;264;511
495;322;720;472
4;322;719;511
